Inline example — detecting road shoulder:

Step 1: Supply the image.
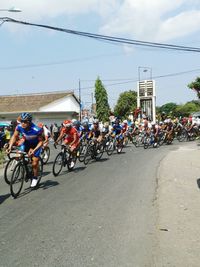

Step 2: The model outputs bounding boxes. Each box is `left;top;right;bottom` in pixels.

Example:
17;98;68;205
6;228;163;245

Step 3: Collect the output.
156;142;200;267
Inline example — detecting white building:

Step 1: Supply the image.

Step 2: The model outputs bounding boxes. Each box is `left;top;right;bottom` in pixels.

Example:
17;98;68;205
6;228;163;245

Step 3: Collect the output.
0;91;80;126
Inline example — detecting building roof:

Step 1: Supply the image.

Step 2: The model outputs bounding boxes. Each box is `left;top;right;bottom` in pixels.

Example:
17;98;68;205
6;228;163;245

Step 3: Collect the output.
0;91;79;113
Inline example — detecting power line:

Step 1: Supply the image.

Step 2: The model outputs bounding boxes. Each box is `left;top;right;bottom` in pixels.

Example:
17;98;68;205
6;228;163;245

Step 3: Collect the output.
1;17;200;53
77;68;200;94
0;52;123;70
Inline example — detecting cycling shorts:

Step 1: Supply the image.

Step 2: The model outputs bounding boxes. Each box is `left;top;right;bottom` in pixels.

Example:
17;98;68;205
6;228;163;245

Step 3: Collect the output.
19;142;42;158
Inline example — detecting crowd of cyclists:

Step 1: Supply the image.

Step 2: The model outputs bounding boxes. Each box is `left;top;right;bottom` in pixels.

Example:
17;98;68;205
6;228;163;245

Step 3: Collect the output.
2;111;200;198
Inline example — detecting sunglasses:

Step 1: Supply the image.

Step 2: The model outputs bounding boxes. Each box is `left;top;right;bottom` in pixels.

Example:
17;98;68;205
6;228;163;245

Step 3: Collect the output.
21;120;29;123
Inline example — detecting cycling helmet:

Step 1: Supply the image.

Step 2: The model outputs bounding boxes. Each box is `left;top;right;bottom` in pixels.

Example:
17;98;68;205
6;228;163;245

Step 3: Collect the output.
151;122;155;126
73;120;81;127
115;118;120;124
20;112;32;121
123;120;128;124
93;119;99;124
82;121;89;128
63;120;72;128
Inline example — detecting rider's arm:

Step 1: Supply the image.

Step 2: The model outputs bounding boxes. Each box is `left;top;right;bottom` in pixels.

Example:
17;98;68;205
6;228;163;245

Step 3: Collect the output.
55;129;65;144
7;129;19;152
31;139;43;154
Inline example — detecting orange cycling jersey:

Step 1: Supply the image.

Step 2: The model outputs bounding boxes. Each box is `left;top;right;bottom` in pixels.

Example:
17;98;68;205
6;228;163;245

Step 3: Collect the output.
61;127;80;146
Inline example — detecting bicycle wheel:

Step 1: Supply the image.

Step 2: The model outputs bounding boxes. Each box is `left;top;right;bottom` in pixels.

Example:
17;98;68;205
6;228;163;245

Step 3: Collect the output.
10;162;25;198
36;157;43;185
83;146;92;165
123;137;128;147
117;143;123;153
178;130;187;142
106;140;114;156
41;147;50;164
158;135;165;146
52;152;64;176
144;138;150;149
78;144;87;162
95;143;104;160
67;154;77;171
4;157;18;185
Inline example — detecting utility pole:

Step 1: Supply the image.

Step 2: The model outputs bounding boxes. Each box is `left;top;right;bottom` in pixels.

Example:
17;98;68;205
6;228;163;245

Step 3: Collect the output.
91;92;94;114
79;79;81;121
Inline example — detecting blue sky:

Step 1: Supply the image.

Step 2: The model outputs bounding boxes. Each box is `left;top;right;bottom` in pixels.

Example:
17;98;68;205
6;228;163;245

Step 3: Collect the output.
1;0;200;109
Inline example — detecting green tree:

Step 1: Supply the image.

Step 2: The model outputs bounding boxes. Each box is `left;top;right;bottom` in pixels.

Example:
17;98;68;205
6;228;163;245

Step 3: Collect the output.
114;90;137;119
175;102;199;117
158;102;177;116
188;77;200;99
94;77;110;122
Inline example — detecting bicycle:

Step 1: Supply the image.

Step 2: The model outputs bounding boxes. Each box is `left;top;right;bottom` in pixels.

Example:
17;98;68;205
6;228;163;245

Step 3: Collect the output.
143;133;158;149
9;151;43;198
52;144;77;176
78;136;89;162
83;139;104;165
102;134;115;156
40;145;50;164
4;150;21;185
114;134;124;153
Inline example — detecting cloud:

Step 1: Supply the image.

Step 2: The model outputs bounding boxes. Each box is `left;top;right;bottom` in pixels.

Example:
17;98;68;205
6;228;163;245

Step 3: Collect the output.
99;0;200;42
156;10;200;42
1;0;200;42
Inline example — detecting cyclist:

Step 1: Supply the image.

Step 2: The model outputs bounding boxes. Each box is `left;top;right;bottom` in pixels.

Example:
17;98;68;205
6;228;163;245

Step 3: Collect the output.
6;112;43;188
164;119;174;143
111;118;124;142
151;122;159;147
37;122;51;146
89;119;102;142
55;120;80;168
73;120;84;138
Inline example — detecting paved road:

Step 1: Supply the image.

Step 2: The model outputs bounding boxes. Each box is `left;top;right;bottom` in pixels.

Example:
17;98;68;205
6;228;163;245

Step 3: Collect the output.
0;142;181;267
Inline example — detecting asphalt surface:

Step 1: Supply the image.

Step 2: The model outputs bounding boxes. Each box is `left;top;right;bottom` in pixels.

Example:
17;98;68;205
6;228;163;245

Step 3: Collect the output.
0;141;192;267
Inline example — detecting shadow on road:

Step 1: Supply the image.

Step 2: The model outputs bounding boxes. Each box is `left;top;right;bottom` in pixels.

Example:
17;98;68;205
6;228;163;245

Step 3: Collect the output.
14;187;32;199
73;166;86;173
0;193;10;205
38;180;59;190
196;178;200;189
113;151;126;155
11;180;59;199
42;171;52;177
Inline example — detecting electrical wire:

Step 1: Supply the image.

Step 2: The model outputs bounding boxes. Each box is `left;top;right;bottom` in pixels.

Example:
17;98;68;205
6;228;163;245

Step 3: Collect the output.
1;17;200;53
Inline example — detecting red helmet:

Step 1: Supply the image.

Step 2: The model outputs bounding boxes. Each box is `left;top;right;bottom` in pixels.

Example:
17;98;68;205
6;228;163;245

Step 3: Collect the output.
63;120;72;128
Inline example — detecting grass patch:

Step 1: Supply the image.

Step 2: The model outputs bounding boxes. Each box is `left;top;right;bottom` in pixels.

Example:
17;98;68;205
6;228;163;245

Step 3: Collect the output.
0;150;5;167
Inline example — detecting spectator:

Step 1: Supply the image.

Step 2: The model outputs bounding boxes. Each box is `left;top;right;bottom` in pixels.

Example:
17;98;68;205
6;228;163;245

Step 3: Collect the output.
0;127;6;149
4;126;11;144
52;123;59;142
50;124;53;136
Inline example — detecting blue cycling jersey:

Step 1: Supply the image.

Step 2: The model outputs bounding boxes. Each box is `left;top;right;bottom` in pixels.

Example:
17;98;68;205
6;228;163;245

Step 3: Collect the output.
16;122;43;145
112;124;122;135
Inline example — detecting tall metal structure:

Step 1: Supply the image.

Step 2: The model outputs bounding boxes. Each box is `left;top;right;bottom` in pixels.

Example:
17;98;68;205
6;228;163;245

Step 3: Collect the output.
137;80;156;122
